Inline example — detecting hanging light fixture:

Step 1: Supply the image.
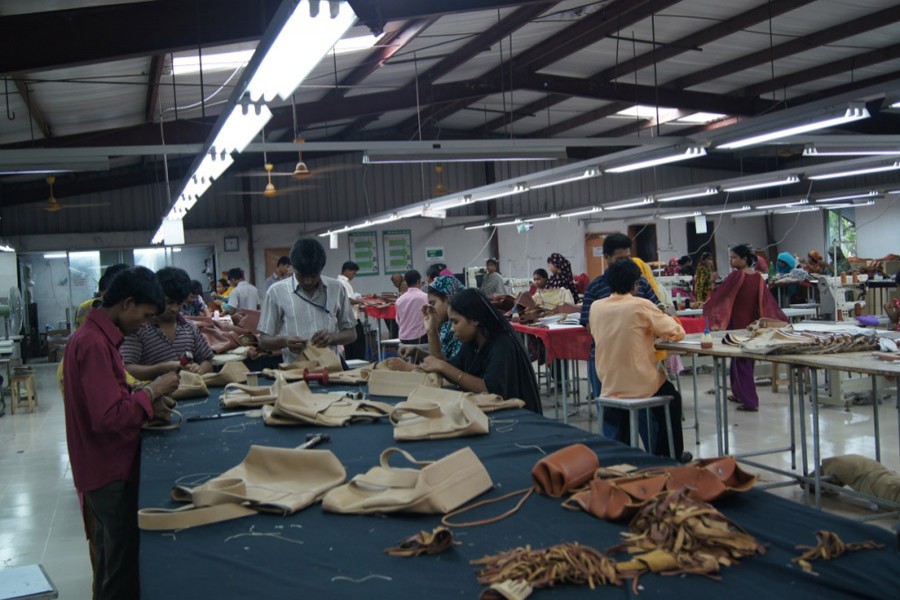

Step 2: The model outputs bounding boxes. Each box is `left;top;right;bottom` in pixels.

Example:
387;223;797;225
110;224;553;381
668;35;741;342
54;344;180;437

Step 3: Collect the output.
717;103;870;150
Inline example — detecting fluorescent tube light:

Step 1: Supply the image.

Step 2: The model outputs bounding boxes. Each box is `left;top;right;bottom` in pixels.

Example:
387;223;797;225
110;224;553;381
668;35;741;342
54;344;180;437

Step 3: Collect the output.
661;211;701;220
211;103;272;155
674;112;727;124
43;252;67;259
891;101;900;109
774;206;821;215
756;199;808;210
808;161;900;180
560;206;602;218
705;205;751;215
0;244;14;252
821;200;876;209
478;186;524;201
362;148;567;164
718;104;870;150
732;211;769;219
529;168;599;190
654;187;718;203
605;146;706;173
172;49;255;76
464;222;493;231
604;197;654;210
245;4;356;102
723;175;800;192
804;146;900;156
814;191;878;203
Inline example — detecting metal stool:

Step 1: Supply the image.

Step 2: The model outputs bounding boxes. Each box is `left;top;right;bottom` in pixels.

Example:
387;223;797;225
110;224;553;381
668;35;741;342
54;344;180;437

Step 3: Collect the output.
10;372;38;414
378;338;401;361
594;395;675;459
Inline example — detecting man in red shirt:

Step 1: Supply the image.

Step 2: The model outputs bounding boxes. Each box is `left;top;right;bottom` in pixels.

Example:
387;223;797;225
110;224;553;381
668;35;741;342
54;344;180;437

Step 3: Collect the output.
64;266;179;600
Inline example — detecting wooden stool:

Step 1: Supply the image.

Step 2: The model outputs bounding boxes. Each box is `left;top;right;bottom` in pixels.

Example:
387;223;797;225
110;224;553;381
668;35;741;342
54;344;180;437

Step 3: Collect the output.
10;372;38;414
595;395;675;459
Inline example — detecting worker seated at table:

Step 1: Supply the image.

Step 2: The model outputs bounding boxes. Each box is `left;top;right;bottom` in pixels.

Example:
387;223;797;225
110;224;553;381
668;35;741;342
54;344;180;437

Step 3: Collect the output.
258;238;357;364
420;288;541;413
531;268;574;309
395;270;430;345
589;259;688;461
121;267;215;379
883;272;900;331
395;274;465;369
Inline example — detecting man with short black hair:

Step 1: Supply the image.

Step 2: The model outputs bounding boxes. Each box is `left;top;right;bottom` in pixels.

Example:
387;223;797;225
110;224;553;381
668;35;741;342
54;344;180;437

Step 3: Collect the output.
225;267;259;312
264;256;291;294
480;257;507;295
121;267;215;379
182;279;209;317
258;238;357;363
64;266;180;600
589;259;687;461
338;261;366;360
395;269;429;344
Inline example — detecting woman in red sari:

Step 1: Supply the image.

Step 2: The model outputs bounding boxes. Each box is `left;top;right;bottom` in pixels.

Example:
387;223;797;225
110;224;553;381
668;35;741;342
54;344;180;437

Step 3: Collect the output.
703;244;786;411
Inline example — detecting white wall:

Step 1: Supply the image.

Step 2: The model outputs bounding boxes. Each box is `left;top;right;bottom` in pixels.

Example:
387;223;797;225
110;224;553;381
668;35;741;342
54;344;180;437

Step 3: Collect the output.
770;212;826;264
855;200;900;258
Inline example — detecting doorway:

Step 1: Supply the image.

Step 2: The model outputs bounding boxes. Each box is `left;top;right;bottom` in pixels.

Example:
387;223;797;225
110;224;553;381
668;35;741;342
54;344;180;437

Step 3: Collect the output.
627;224;657;263
686;220;716;269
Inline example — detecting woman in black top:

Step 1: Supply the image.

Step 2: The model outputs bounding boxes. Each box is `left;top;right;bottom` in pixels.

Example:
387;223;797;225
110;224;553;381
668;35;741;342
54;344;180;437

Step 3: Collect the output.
420;288;542;413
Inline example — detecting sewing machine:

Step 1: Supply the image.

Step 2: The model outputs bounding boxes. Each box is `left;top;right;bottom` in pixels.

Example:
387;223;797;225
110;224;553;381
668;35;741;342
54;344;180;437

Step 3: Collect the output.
817;275;867;321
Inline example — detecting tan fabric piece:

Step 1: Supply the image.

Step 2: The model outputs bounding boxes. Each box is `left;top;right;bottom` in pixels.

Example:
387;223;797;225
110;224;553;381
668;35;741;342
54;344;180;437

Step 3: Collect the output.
220;372;286;408
281;345;343;372
261;381;393;427
138;445;346;530
390;395;489;441
367;369;443;397
203;361;250;386
406;385;525;413
322;447;493;515
821;454;900;503
170;371;209;400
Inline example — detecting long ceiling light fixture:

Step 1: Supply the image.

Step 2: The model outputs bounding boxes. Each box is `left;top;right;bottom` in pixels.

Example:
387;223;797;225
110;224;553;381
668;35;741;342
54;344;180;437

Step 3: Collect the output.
529;168;600;190
717;103;870;150
755;199;809;210
705;205;751;215
560;206;602;218
814;191;878;203
654;187;718;203
154;2;357;243
362;148;568;164
604;197;654;210
774;206;821;215
604;145;706;173
661;211;701;220
808;161;900;180
803;145;900;156
722;175;800;193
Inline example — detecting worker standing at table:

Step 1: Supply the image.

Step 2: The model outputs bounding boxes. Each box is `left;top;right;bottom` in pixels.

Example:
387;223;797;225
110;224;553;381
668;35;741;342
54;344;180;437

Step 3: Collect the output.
421;288;541;413
590;259;688;461
703;243;786;412
480;257;508;295
223;267;259;312
395;270;430;344
338;260;367;360
258;238;356;363
64;267;179;600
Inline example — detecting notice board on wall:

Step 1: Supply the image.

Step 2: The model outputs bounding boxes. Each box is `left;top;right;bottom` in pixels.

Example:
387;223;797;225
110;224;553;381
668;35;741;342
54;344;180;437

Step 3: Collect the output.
348;232;379;276
382;230;412;275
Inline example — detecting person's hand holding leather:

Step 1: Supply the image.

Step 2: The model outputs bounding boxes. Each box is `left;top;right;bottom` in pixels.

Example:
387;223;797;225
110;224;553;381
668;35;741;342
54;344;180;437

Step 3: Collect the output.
310;331;335;348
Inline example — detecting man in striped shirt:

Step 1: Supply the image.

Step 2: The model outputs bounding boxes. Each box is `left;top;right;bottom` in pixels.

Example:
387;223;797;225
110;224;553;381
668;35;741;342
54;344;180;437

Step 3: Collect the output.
121;267;215;379
258;238;356;364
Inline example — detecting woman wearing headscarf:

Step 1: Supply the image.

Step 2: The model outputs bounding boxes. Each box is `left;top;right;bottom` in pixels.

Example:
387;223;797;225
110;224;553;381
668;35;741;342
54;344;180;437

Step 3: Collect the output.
805;250;832;275
545;253;580;303
703;244;786;412
395;274;465;367
421;288;542;413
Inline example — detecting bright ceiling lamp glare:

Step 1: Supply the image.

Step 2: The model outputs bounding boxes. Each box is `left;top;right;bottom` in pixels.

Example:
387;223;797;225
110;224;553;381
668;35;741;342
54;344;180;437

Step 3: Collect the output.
210;103;272;155
605;146;706;173
808;161;900;180
529;168;600;190
718;103;870;150
560;206;602;218
604;197;654;210
245;3;356;102
661;211;701;220
330;32;384;55
756;199;809;210
722;175;800;192
171;49;255;76
814;191;878;203
654;187;718;203
803;145;900;156
705;205;752;215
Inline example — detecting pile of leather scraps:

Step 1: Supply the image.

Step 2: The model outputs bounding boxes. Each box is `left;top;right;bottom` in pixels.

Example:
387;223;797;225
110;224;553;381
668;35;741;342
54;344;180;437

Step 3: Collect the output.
723;321;880;355
791;530;885;575
609;489;766;580
471;542;625;591
385;526;454;557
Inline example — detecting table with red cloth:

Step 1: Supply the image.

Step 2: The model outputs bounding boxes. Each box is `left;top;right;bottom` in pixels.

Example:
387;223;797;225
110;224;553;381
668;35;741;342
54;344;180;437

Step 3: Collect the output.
363;303;396;320
678;316;705;334
510;322;592;363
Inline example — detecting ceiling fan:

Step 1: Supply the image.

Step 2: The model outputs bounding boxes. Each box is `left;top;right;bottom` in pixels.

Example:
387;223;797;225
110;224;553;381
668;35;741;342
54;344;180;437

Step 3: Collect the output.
35;176;108;212
226;161;318;198
244;138;359;182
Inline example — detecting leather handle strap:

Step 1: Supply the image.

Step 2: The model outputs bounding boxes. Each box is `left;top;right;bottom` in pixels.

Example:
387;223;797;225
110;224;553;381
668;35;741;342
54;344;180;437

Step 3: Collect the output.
142;409;183;431
138;502;256;530
380;447;433;469
389;401;443;424
441;487;533;528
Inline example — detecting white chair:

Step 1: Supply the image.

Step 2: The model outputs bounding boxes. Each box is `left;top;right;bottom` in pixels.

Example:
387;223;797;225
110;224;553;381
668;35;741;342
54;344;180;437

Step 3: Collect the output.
594;395;675;459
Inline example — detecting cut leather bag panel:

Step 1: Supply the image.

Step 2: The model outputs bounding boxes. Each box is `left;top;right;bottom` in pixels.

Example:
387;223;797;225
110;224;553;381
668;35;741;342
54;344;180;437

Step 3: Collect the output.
406;385;525;413
138;445;346;530
282;345;343;372
170;371;209;400
322;447;493;515
203;362;250;386
262;381;393;427
220;372;286;408
390;396;489;441
367;369;443;397
564;475;670;521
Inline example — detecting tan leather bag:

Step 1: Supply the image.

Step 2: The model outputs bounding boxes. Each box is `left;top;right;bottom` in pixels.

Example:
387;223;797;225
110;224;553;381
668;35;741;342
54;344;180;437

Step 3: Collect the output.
203;361;250;386
138;445;346;530
170;371;209;400
220;372;285;408
531;444;600;498
367;369;443;397
389;396;489;441
261;381;393;427
406;385;525;413
322;447;493;515
281;345;343;373
564;474;670;521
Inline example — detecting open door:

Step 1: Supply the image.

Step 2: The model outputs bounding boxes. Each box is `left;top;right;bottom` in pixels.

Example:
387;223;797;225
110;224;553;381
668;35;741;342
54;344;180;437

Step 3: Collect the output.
584;233;616;280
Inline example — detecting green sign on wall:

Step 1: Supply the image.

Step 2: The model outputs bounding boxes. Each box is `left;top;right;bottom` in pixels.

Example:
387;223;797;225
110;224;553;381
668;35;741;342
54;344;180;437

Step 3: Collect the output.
348;231;379;276
382;229;413;275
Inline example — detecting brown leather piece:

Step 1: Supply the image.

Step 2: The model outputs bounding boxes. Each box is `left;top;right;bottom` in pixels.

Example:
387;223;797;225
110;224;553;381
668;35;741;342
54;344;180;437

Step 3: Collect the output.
531;444;599;498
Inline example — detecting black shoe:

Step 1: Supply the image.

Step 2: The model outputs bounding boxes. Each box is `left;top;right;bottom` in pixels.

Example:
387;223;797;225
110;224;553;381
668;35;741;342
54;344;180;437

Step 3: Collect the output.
679;451;693;464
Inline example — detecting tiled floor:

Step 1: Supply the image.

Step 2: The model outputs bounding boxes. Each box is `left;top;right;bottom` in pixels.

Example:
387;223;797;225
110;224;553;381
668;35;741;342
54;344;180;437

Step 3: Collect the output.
1;360;897;599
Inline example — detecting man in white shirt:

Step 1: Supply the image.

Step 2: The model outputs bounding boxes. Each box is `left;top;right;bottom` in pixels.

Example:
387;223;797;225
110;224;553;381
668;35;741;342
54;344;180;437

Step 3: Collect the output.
258;239;356;363
338;261;367;360
264;256;291;294
224;268;259;312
